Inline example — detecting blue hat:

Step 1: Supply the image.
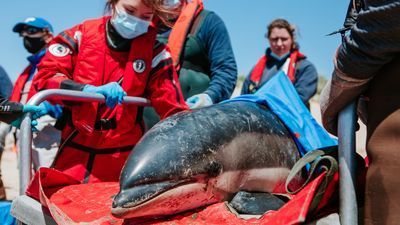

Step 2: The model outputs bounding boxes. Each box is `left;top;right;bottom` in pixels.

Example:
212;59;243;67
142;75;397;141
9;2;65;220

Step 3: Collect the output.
13;17;53;33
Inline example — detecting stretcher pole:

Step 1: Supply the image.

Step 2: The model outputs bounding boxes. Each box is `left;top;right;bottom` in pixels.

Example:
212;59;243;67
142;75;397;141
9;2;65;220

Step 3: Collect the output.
337;101;358;225
19;90;151;195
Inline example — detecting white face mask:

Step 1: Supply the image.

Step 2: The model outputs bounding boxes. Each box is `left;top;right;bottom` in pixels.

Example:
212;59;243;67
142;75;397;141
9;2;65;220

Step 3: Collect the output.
111;7;151;39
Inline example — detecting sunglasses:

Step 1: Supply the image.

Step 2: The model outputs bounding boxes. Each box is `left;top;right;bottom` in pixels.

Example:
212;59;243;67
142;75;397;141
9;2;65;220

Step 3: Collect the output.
19;26;45;36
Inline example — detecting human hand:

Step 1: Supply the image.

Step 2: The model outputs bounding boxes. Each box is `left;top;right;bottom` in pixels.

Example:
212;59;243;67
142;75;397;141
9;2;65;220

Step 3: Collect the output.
83;82;127;108
11;104;42;131
186;93;213;109
41;101;63;119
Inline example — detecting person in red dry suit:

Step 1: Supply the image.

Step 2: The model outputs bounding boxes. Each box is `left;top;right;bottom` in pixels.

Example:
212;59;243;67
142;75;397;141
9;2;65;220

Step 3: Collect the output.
28;0;189;200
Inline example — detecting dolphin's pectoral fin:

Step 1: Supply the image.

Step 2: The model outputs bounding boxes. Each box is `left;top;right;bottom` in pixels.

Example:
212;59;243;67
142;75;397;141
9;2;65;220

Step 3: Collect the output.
228;191;286;215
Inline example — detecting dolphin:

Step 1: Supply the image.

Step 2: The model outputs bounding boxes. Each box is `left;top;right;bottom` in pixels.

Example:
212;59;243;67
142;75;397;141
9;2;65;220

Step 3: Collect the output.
111;101;302;219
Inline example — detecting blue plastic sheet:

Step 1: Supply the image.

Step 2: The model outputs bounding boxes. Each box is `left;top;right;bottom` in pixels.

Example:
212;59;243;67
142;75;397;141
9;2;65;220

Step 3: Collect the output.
0;201;16;225
225;71;337;156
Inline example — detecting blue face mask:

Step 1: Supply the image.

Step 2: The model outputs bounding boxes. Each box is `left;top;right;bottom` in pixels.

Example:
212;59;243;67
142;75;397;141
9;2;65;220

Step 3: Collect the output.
270;51;290;61
111;7;151;39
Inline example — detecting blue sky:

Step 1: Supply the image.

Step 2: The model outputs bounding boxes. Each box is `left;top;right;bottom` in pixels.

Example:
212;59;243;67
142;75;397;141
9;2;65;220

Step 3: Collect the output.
0;0;348;82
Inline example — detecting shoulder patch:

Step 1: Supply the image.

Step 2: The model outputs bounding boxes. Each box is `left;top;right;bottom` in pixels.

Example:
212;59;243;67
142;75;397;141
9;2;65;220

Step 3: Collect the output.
152;49;171;68
49;43;71;57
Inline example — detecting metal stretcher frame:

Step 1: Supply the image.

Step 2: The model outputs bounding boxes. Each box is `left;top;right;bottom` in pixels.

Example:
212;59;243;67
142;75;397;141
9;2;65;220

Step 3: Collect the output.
11;89;151;225
11;90;359;225
338;102;358;225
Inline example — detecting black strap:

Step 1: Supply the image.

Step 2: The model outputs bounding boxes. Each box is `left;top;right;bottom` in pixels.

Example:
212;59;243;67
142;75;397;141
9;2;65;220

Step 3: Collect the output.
67;141;134;155
67;141;134;184
59;31;78;53
94;118;117;131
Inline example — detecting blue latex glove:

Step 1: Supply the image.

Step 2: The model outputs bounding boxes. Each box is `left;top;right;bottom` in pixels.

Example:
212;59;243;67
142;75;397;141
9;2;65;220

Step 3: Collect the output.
41;101;63;119
186;93;213;109
10;104;45;131
83;82;127;108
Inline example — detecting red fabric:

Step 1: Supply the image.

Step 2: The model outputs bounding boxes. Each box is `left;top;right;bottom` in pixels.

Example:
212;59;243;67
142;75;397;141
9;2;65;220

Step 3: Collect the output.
36;168;338;225
249;50;306;85
287;51;299;83
28;17;188;200
249;56;267;86
168;0;204;68
10;66;36;102
32;16;188;148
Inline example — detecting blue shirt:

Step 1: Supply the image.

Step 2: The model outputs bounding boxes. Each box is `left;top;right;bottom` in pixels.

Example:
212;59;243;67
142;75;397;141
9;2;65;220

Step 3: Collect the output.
26;49;46;81
198;11;238;103
159;11;237;103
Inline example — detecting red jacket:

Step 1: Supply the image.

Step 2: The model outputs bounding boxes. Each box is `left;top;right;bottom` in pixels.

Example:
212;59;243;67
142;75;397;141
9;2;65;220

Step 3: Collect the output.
33;16;188;149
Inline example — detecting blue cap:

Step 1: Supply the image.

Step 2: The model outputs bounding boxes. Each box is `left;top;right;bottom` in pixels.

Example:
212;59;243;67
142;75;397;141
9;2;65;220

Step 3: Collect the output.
13;17;53;33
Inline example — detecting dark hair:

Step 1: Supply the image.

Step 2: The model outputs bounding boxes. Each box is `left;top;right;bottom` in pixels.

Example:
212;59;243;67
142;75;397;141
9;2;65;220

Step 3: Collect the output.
105;0;181;27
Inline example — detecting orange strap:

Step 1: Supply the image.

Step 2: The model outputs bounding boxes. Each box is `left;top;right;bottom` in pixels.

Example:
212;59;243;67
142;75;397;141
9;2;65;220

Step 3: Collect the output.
249;55;268;85
168;0;204;69
287;51;299;83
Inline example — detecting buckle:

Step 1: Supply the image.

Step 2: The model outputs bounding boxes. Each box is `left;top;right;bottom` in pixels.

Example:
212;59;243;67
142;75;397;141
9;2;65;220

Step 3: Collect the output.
94;118;117;131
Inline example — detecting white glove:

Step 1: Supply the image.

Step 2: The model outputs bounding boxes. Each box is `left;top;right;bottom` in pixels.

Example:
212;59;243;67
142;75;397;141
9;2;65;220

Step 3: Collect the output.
186;93;213;109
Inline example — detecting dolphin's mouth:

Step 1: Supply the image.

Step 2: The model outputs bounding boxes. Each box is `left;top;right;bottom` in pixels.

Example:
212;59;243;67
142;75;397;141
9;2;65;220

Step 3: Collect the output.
112;179;193;209
111;179;220;219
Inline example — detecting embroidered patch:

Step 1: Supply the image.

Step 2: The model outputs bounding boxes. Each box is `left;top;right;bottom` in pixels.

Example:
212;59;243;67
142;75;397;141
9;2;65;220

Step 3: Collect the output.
49;44;70;57
133;59;146;73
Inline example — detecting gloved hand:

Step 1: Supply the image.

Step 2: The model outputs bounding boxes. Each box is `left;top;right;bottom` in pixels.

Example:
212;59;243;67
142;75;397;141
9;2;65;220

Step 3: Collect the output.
10;104;45;131
186;93;213;109
41;101;63;119
83;82;127;108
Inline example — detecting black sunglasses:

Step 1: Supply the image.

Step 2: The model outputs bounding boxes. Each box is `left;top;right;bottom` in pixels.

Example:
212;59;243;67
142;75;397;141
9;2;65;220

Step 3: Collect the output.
20;26;44;35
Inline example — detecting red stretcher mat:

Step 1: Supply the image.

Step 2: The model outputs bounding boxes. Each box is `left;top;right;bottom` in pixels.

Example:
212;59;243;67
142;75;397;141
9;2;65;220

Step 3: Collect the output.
33;168;338;225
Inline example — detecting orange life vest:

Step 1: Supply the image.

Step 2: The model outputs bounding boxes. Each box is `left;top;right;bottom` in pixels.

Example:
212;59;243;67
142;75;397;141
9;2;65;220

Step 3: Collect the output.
250;50;305;88
168;0;204;69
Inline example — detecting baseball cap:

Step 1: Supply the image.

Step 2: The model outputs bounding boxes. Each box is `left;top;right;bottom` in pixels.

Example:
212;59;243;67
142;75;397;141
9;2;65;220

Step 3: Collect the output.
13;17;53;33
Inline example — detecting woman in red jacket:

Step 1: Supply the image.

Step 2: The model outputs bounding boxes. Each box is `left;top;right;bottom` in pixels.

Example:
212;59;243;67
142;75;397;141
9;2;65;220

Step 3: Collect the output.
30;0;188;198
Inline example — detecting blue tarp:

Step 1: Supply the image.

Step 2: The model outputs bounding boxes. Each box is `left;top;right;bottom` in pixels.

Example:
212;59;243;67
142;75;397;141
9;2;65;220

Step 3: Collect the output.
225;71;337;156
0;201;16;225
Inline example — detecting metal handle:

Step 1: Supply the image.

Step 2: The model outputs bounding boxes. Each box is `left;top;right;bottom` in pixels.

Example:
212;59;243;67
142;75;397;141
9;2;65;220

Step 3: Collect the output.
19;89;151;195
338;101;358;225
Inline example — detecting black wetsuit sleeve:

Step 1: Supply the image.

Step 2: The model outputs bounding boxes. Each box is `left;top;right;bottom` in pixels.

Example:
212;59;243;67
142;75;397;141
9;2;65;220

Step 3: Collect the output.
60;79;86;91
0;97;24;124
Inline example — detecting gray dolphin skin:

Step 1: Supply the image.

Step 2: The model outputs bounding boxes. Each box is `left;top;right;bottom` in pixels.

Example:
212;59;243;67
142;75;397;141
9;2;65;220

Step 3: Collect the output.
111;101;302;219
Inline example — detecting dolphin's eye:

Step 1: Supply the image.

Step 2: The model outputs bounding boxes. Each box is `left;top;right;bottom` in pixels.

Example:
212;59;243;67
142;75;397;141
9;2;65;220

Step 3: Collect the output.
206;161;222;177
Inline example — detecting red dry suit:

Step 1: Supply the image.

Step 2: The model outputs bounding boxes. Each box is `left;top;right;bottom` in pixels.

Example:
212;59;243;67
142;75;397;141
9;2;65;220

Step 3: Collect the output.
27;16;188;200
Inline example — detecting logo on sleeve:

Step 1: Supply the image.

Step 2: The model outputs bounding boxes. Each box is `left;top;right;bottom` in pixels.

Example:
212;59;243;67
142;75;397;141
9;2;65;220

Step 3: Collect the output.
49;44;70;57
133;59;146;73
